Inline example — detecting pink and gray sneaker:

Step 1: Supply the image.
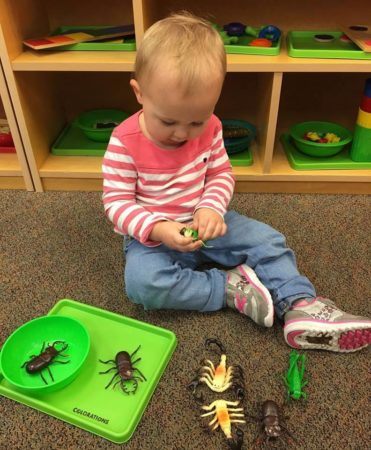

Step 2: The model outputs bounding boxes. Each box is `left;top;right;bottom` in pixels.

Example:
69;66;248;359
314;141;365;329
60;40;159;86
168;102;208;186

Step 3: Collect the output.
226;264;274;327
284;297;371;352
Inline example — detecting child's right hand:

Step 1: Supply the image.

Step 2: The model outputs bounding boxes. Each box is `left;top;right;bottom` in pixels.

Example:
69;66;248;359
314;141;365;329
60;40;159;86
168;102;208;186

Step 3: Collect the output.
149;221;203;252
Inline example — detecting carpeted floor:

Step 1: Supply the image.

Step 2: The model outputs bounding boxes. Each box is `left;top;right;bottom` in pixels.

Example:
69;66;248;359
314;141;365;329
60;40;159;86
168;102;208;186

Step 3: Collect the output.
0;191;370;450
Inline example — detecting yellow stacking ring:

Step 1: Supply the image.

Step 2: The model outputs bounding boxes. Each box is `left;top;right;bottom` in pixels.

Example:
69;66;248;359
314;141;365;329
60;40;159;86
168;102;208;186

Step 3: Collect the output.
357;108;371;129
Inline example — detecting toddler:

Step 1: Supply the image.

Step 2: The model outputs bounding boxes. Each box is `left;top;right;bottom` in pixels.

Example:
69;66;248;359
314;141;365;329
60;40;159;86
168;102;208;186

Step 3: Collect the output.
102;12;370;352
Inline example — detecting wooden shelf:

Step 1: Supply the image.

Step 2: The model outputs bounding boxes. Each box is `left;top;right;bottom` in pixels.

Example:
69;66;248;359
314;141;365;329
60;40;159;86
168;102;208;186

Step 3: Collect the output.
11;46;371;73
0;153;23;176
39;155;103;178
271;143;371;182
12;50;136;72
227;46;371;73
0;0;370;193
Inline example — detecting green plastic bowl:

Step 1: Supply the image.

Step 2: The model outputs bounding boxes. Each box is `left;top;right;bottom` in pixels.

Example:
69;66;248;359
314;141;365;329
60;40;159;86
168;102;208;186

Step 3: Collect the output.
289;121;352;157
76;109;130;142
0;315;90;394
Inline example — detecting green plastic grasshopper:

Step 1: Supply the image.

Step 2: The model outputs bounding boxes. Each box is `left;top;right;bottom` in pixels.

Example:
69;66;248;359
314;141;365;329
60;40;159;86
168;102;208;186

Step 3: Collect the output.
282;350;308;400
180;227;214;248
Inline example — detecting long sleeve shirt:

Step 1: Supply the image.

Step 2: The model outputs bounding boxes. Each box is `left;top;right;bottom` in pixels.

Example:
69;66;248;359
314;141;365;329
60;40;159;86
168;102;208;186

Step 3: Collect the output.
102;111;235;246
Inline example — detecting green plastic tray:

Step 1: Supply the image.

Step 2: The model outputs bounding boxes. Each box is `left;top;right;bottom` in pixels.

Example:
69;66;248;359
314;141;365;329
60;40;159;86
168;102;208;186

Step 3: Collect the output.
229;148;253;166
51;121;107;156
51;26;136;51
287;31;371;60
0;299;177;444
225;31;281;55
281;133;371;170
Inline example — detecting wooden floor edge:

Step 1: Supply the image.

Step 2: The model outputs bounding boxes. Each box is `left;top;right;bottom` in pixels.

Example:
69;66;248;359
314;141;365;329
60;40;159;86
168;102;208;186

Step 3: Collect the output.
38;177;371;194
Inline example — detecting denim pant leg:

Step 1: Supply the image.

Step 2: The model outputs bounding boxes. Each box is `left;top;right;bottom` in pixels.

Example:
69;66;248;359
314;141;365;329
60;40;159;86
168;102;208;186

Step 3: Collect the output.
198;211;316;319
124;238;226;312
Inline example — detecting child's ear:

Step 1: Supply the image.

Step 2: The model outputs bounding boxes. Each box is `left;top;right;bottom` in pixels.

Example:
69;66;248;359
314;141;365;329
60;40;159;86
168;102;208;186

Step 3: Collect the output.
130;79;143;105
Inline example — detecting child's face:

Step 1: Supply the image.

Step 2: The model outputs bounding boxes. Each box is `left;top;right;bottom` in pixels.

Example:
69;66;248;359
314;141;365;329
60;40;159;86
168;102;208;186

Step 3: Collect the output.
130;70;223;149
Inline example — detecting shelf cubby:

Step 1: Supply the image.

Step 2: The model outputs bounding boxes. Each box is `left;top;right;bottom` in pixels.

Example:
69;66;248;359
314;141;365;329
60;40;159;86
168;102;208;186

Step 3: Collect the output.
0;61;33;190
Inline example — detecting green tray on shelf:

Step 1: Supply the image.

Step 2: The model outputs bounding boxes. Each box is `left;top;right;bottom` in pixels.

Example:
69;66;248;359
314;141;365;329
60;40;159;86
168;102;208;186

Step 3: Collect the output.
287;31;371;59
229;148;253;166
281;133;371;170
51;121;108;156
224;31;281;55
51;26;136;51
0;299;177;444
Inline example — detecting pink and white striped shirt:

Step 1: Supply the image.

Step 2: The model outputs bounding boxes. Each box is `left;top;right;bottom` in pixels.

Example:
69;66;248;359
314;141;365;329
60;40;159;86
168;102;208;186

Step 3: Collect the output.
102;111;235;246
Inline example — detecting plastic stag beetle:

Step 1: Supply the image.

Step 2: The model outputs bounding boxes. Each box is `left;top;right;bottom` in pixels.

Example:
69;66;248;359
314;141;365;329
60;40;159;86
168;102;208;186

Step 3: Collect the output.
249;400;298;446
282;350;308;400
188;338;245;401
21;341;69;385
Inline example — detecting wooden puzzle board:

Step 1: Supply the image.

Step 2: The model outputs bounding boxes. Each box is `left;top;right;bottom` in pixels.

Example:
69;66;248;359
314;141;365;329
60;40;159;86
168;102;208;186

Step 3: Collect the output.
339;24;371;52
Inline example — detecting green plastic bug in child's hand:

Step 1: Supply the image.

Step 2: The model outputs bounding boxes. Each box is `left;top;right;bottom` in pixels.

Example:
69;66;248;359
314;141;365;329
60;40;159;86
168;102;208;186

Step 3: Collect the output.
180;227;214;248
282;350;308;400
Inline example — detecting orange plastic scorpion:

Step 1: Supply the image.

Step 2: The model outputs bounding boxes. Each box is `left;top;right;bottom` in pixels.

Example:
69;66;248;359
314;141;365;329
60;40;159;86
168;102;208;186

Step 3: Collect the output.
200;399;245;450
188;338;245;401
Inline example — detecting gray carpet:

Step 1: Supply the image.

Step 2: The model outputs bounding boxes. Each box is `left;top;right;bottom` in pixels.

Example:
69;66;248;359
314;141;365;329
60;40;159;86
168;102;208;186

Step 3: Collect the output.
0;191;370;450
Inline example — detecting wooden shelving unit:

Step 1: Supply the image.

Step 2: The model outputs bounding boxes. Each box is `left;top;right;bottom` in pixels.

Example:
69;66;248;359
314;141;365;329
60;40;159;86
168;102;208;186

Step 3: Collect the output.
0;61;33;190
0;0;370;193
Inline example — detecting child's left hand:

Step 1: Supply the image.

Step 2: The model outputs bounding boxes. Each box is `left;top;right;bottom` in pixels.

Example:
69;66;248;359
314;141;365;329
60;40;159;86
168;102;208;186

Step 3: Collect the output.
192;208;227;242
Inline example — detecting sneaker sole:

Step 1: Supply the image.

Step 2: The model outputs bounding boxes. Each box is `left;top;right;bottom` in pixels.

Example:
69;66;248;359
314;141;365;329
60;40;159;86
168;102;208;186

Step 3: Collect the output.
237;265;274;327
284;319;371;352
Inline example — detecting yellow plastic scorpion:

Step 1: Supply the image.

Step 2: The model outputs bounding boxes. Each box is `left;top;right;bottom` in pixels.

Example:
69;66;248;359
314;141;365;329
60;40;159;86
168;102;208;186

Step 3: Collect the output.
188;338;245;400
201;399;245;449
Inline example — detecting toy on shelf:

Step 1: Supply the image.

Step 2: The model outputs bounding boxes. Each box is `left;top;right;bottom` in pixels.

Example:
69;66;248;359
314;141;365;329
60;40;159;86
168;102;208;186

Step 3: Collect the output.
0;119;15;153
221;119;256;167
23;24;135;50
99;346;146;394
51;109;130;156
224;22;246;37
304;131;341;144
76;109;129;142
350;77;371;162
289;121;352;157
339;24;371;52
282;350;308;400
249;400;297;446
280;133;371;170
258;25;281;42
287;30;371;60
188;338;245;401
50;26;136;51
21;341;70;385
212;22;281;55
250;38;272;48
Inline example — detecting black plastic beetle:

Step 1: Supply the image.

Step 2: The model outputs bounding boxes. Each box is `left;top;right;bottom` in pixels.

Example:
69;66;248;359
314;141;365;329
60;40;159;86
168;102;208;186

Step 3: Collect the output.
99;345;146;394
250;400;297;446
21;341;70;385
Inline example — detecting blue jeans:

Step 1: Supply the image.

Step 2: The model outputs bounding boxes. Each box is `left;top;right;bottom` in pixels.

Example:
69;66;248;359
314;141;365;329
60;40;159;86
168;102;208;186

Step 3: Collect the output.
124;210;316;319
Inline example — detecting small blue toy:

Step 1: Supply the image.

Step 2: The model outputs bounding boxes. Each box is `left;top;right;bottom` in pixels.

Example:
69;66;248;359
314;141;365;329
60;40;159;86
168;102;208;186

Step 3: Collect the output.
258;25;281;42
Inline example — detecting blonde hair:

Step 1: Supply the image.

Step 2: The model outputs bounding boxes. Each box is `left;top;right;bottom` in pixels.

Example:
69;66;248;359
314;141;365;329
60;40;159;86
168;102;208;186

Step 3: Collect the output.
134;12;226;94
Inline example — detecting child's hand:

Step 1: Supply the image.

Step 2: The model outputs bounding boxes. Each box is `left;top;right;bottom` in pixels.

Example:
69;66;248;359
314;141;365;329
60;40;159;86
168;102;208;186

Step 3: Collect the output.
149;221;203;252
193;208;227;242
